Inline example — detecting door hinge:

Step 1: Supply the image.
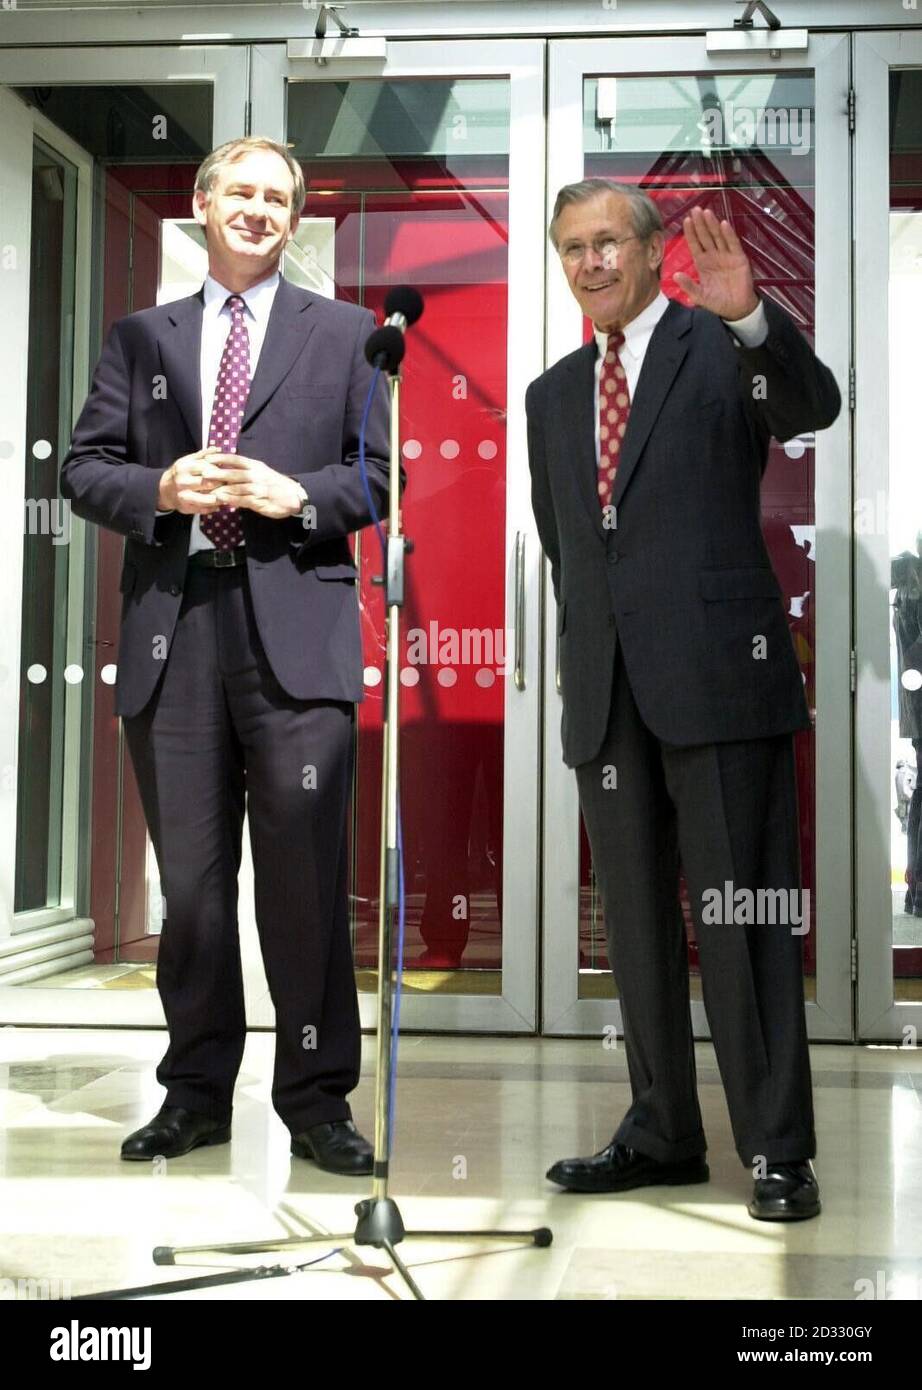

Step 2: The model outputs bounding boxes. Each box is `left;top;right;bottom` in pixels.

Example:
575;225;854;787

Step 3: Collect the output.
850;937;858;982
847;88;856;133
849;649;857;692
848;364;856;411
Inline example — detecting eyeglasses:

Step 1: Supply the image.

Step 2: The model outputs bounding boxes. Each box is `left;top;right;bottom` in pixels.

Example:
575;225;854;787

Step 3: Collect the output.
558;234;640;267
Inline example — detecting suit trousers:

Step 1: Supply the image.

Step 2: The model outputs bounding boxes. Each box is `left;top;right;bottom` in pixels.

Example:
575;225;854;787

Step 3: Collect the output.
574;647;816;1168
122;560;361;1133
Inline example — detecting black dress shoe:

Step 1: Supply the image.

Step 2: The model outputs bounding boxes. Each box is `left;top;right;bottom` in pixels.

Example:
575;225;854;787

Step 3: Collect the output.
748;1159;820;1221
120;1105;231;1161
290;1120;374;1176
546;1140;709;1194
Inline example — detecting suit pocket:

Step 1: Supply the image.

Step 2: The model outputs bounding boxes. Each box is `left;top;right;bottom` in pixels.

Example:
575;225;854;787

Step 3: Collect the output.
557;600;567;634
699;567;781;601
314;562;358;582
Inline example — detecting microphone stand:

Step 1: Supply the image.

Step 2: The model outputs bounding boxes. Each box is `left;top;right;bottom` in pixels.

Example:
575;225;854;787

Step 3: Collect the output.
121;306;552;1303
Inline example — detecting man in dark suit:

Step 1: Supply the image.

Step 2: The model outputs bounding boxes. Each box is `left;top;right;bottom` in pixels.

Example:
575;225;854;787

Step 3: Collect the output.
60;137;396;1175
526;179;840;1221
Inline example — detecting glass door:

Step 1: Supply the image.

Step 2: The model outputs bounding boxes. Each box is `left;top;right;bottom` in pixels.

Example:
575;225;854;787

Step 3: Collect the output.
541;34;852;1039
252;40;546;1030
0;47;247;1025
855;31;922;1042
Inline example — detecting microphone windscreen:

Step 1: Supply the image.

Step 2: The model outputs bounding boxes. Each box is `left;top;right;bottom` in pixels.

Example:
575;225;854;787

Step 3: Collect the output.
384;285;424;326
364;324;406;369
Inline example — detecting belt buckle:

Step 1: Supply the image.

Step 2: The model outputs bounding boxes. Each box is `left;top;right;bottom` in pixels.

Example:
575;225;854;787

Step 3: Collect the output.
213;548;239;568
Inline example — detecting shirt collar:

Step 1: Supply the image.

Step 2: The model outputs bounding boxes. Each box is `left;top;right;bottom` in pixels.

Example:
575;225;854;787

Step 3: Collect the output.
593;289;670;360
203;266;281;323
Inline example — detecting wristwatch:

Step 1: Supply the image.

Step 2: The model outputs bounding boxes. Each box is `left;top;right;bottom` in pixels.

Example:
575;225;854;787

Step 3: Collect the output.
292;481;312;530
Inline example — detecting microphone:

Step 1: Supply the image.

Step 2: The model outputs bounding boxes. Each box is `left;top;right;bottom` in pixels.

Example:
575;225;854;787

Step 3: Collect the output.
364;286;424;372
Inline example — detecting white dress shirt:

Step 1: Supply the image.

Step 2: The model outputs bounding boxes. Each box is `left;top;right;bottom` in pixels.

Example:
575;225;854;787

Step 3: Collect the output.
156;267;282;553
592;290;769;465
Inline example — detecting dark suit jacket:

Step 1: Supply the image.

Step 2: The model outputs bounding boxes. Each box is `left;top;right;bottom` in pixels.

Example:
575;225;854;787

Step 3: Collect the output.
526;293;841;767
60;276;396;719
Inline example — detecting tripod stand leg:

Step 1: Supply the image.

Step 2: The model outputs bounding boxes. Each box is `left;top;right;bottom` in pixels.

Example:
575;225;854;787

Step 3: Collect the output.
381;1240;425;1300
407;1227;553;1247
153;1233;352;1264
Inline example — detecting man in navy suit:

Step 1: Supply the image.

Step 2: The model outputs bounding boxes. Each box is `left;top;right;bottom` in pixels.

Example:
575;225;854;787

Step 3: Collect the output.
60;137;395;1174
527;180;840;1220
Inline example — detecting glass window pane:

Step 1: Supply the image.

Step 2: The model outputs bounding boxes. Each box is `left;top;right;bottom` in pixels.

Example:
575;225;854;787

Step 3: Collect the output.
288;77;510;985
888;69;922;999
15;138;78;913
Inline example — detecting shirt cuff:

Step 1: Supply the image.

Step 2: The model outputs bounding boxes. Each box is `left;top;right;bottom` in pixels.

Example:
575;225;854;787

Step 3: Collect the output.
155;509;174;516
722;297;768;348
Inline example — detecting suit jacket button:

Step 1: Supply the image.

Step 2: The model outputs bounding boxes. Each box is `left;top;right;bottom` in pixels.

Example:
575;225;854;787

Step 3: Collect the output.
169;583;181;597
608;547;619;563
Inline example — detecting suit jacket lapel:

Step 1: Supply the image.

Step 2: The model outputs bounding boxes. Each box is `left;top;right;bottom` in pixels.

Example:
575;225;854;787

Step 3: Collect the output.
610;297;691;512
157;288;205;448
155;276;320;448
241;275;318;429
563;340;603;537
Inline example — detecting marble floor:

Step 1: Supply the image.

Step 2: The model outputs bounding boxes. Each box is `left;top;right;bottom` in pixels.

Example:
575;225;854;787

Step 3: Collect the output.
1;1028;921;1301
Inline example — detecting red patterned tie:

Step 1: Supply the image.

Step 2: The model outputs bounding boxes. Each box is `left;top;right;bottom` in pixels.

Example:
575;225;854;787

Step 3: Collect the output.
200;293;250;550
598;330;630;513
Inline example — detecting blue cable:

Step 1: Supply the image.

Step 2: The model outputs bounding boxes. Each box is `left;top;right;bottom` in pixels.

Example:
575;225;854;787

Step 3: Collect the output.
357;364;407;1156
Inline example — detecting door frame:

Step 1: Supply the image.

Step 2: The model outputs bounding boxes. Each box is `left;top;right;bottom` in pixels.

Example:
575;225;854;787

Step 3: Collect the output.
540;33;853;1040
854;30;922;1043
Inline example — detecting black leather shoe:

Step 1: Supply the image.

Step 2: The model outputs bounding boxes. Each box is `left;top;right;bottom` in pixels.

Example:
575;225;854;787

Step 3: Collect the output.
290;1120;374;1176
748;1159;820;1221
120;1105;231;1161
546;1139;709;1194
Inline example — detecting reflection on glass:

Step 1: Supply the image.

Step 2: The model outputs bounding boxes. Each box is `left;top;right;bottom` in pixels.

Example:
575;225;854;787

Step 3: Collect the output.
12;85;211;987
15;140;77;920
575;71;818;1000
888;68;922;996
288;78;510;985
9;85;212;161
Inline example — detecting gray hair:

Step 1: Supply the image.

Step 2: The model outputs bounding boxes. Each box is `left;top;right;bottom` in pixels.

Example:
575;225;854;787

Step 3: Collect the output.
194;136;306;218
548;178;664;250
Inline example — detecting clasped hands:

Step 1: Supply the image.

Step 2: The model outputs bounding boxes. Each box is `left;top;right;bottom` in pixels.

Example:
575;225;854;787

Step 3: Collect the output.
158;446;302;520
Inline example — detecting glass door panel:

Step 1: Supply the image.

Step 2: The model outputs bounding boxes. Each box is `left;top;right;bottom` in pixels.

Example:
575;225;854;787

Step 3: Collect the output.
0;48;246;1023
269;40;547;1030
856;33;922;1040
544;35;851;1039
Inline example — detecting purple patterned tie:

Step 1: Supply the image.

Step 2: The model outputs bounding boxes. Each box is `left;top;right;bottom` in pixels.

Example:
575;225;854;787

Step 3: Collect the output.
200;293;250;550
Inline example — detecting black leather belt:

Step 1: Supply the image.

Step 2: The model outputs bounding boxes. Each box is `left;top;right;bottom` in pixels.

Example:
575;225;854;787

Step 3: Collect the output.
188;546;247;569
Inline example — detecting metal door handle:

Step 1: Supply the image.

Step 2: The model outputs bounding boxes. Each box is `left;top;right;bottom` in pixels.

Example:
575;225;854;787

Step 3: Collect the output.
514;531;526;692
